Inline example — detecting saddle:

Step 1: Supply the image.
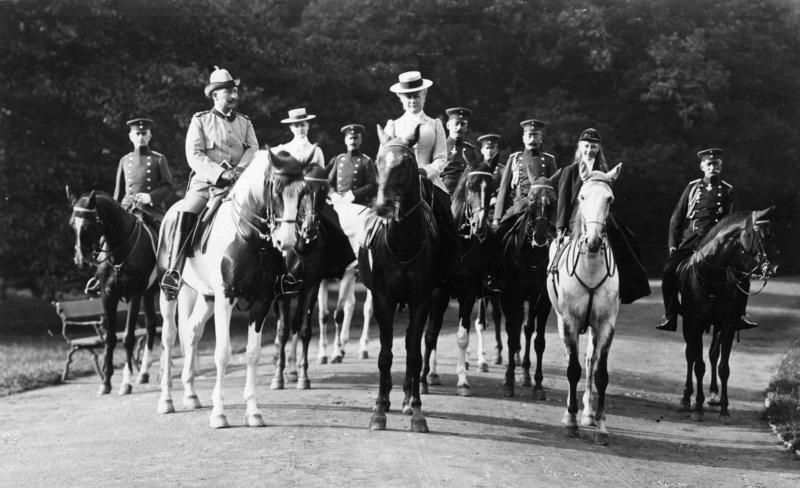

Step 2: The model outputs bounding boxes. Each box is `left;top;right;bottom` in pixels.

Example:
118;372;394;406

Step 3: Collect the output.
189;186;230;256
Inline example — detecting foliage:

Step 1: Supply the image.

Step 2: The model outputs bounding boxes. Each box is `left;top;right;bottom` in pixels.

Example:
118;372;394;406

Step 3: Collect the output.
765;338;800;451
1;0;799;297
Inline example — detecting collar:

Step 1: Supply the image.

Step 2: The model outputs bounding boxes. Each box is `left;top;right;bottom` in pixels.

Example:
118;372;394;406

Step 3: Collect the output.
212;109;236;122
347;149;362;157
702;175;721;186
133;146;152;156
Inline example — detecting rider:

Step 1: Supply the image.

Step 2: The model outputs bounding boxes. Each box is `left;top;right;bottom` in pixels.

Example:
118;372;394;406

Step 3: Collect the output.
274;108;326;170
85;117;175;295
441;107;480;195
326;124;378;205
160;66;259;300
477;133;504;193
555;128;650;304
656;148;757;331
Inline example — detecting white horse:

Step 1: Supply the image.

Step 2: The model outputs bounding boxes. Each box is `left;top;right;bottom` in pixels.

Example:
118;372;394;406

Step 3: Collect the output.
547;163;621;445
156;149;306;428
316;200;373;364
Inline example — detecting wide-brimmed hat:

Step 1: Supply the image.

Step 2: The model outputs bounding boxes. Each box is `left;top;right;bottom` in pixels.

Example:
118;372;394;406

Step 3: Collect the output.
579;128;601;143
281;108;316;124
204;66;240;99
697;148;724;161
389;71;433;94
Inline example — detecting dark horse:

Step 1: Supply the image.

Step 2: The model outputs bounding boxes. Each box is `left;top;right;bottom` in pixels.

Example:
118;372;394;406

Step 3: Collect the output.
68;190;160;396
359;125;438;432
497;177;557;398
421;164;496;396
678;207;776;423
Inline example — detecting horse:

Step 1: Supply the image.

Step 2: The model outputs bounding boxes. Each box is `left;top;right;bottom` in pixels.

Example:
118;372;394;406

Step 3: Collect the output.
421;165;496;396
497;177;557;399
360;124;438;432
475;292;504;366
676;207;776;423
68;190;160;396
271;169;331;390
547;163;622;445
156;148;305;428
317;200;374;364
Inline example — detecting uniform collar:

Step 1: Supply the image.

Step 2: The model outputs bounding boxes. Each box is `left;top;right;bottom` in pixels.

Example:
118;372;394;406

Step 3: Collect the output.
212;109;236;122
524;146;541;156
347;148;362;157
133;146;152;156
702;175;721;185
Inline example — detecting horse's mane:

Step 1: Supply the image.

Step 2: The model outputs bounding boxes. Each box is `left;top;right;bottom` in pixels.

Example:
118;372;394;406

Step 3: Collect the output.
233;150;305;211
451;162;494;222
528;177;556;206
696;211;751;248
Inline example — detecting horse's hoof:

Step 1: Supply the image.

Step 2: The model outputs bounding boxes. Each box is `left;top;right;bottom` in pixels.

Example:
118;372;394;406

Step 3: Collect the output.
708;394;721;406
297;378;311;390
420;383;429;395
402;403;413;416
286;371;299;382
331;355;343;364
427;373;441;386
457;384;471;397
565;425;580;438
514;353;521;364
317;356;328;365
245;413;266;428
157;398;175;414
410;415;429;433
533;386;547;401
479;362;489;373
136;373;150;384
691;411;704;422
503;385;514;398
97;384;112;396
369;413;387;430
581;414;596;427
719;413;732;425
183;395;202;410
494;355;503;366
270;378;284;390
594;431;609;446
118;383;132;396
360;350;369;360
209;414;229;429
521;371;532;387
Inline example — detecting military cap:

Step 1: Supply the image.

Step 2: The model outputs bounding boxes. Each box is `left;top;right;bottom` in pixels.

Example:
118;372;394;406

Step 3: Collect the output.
281;107;316;124
340;124;365;135
304;165;329;182
204;66;240;98
579;128;601;143
697;148;724;161
445;107;472;121
520;119;546;132
390;71;433;93
126;118;153;131
477;133;501;146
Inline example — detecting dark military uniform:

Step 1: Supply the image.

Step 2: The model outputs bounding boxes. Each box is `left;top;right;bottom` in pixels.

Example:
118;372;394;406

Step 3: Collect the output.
493;149;557;223
327;150;378;205
113;147;174;212
441;138;480;195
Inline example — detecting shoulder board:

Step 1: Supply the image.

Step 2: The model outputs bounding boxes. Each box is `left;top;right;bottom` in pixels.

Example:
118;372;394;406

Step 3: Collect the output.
463;141;475;149
510;151;522;158
689;178;701;185
151;150;165;158
193;110;211;118
721;180;733;189
542;152;555;159
233;111;250;120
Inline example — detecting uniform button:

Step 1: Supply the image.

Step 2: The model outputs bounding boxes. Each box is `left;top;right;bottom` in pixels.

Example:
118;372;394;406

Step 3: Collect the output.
146;170;151;173
147;162;151;166
147;178;151;182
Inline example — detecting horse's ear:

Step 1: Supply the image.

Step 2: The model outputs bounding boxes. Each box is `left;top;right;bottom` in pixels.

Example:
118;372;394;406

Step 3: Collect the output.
753;205;776;223
88;190;97;209
376;124;389;146
403;123;421;147
606;163;623;183
267;146;282;170
65;185;77;206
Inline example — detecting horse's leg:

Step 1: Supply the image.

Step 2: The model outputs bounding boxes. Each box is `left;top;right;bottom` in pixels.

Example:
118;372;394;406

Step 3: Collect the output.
717;327;735;424
157;291;179;414
593;322;615;445
178;288;210;410
242;298;269;427
501;293;523;397
332;269;357;363
532;293;551;401
407;297;431;433
209;296;234;429
683;317;706;421
421;287;448;396
359;289;373;359
369;291;396;430
136;284;159;385
296;287;316;390
560;316;581;437
271;300;291;390
474;295;490;372
680;315;695;411
707;327;721;406
521;302;535;388
492;295;503;365
455;293;477;397
286;324;299;383
316;280;330;365
581;327;598;427
118;295;142;395
98;292;119;395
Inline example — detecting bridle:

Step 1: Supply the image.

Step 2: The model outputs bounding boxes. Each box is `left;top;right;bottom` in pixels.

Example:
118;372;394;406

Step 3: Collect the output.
529;184;556;248
71;204;143;268
462;171;492;242
379;142;424;223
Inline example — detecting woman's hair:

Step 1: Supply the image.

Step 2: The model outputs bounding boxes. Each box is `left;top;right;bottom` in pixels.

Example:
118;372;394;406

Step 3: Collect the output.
396;88;427;106
573;143;608;172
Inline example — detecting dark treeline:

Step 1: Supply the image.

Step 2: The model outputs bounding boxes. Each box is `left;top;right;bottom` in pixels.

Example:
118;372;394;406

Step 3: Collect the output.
1;0;798;297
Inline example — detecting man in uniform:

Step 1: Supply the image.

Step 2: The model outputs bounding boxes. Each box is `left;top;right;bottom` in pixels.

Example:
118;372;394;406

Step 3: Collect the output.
160;66;259;300
492;119;557;228
85;117;175;294
656;148;757;331
327;124;378;205
441;107;480;196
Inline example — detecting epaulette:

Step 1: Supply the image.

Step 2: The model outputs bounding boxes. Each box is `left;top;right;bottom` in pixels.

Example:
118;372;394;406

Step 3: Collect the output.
542;152;555;159
193;110;211;118
721;180;733;189
508;151;522;161
151;150;165;158
689;178;701;185
233;111;250;120
464;141;476;149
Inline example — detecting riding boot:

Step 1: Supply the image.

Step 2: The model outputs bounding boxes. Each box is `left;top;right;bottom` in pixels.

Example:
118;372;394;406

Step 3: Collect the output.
733;282;758;331
656;250;687;331
160;211;197;301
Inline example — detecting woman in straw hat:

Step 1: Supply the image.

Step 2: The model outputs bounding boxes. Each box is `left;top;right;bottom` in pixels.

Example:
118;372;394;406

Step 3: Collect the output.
275;108;325;170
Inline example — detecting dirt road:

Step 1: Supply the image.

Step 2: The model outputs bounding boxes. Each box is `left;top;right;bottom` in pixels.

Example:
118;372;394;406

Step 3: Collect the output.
1;280;799;487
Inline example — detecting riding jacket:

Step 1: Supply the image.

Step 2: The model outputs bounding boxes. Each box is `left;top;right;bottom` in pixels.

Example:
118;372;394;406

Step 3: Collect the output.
668;176;735;249
441;138;480;195
326;150;378;205
495;149;557;222
113;146;174;211
275;137;325;169
384;112;448;192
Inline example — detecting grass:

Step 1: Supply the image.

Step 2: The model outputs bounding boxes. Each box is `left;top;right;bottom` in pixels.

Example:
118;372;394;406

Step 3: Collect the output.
765;337;800;452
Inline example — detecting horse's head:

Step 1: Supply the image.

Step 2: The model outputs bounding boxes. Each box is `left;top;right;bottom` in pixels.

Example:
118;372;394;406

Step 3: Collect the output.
68;189;102;267
735;206;778;278
457;165;494;240
526;177;557;247
374;123;420;221
265;148;309;252
577;163;622;253
296;165;329;248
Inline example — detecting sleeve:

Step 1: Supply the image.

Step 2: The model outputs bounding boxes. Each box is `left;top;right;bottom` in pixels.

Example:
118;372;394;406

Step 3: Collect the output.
352;157;378;205
424;118;448;179
185;115;225;185
313;146;325;168
493;154;514;222
668;184;691;249
112;158;125;203
556;165;574;231
546;156;558;177
726;186;736;214
327;156;337;185
148;155;175;207
236;120;260;172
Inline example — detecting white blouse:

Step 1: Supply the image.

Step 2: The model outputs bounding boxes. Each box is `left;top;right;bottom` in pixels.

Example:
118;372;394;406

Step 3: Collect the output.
274;137;325;169
384;112;447;191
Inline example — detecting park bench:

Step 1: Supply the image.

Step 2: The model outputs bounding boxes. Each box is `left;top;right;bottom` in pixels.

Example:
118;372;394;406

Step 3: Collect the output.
53;298;161;381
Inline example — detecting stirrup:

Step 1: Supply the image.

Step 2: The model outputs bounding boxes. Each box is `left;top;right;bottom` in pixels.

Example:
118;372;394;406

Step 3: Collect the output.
84;277;101;295
160;270;182;301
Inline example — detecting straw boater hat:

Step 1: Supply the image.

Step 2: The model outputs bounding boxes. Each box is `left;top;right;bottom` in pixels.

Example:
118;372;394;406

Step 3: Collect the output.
389;71;433;93
204;66;240;98
281;108;316;124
